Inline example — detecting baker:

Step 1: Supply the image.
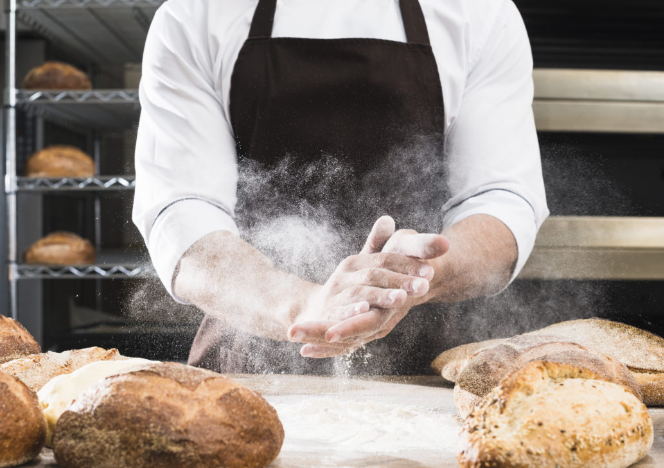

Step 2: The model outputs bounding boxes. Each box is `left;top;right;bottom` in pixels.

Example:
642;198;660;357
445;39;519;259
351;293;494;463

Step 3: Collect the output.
133;0;548;375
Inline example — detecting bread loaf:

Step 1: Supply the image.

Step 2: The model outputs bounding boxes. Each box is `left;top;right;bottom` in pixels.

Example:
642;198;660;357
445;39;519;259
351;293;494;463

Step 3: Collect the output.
0;316;41;364
38;358;154;447
53;362;284;468
26;146;95;178
431;338;503;382
454;335;641;419
0;370;46;468
458;361;653;468
0;347;123;392
24;232;96;266
22;62;92;90
630;370;664;406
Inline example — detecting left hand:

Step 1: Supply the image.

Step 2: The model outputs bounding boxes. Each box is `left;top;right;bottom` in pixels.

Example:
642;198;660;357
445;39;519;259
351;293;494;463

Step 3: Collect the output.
289;216;449;358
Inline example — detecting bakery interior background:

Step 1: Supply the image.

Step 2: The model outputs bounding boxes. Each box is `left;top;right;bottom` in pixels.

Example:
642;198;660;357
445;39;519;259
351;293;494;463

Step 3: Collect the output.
0;0;663;362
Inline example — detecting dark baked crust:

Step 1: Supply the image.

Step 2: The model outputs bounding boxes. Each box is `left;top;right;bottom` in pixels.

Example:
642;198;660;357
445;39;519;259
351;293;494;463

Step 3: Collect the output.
0;371;46;467
24;232;96;266
26;146;95;178
22;62;92;90
0;316;41;364
53;362;284;468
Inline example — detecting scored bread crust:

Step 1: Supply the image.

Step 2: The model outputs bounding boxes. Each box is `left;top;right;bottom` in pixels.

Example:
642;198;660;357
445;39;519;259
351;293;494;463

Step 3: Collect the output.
24;232;96;266
630;369;664;406
53;362;284;468
0;371;46;468
22;62;92;90
454;336;642;419
0;316;41;364
0;347;123;392
458;361;653;468
431;338;504;382
26;146;95;178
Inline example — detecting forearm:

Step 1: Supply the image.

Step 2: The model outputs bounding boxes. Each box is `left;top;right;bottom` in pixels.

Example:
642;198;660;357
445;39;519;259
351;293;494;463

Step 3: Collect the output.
173;231;317;341
425;214;518;303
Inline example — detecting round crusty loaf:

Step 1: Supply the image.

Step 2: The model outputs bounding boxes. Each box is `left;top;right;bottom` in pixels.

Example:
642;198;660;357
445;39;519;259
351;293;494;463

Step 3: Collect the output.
24;232;96;266
458;361;653;468
53;362;284;468
26;146;95;178
631;370;664;406
22;62;92;90
0;347;123;393
0;316;41;364
0;370;47;468
453;335;642;419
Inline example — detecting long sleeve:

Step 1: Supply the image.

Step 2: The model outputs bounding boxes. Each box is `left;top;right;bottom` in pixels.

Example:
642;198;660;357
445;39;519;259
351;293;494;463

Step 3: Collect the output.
133;3;240;301
441;0;549;284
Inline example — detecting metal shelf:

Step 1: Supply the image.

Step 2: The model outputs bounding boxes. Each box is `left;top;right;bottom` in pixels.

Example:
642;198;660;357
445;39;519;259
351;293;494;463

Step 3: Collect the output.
16;175;135;191
17;0;163;64
14;263;147;279
519;216;664;280
17;89;140;131
533;69;664;133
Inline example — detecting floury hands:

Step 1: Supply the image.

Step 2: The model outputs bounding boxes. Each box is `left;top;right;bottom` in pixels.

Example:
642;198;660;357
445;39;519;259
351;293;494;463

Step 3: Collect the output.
288;216;450;358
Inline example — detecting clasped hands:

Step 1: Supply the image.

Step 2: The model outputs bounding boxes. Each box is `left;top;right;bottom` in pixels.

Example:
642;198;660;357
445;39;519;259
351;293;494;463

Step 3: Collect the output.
288;216;449;358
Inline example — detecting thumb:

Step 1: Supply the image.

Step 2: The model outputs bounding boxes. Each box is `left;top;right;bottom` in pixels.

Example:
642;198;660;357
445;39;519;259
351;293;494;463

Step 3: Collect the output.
361;216;396;254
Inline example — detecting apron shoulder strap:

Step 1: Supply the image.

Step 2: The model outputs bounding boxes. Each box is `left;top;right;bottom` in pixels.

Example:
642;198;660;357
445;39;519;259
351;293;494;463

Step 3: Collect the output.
248;0;431;45
399;0;431;45
248;0;278;38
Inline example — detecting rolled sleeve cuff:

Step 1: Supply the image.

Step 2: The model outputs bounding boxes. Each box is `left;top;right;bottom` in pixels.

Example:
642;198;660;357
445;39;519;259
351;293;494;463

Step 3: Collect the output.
148;199;239;303
442;190;543;288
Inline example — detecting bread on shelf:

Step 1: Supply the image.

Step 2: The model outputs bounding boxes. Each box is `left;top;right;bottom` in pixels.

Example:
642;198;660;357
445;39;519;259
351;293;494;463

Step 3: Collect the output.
53;362;284;468
0;316;41;364
26;145;95;178
22;62;92;90
458;361;653;468
0;347;124;393
0;370;46;468
24;232;96;266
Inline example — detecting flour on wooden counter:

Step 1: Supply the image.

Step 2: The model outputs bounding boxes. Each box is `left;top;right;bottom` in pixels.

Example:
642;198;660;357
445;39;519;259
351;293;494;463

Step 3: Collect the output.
270;397;458;453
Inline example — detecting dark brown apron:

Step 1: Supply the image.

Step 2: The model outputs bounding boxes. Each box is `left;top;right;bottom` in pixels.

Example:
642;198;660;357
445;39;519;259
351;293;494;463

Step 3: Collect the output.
188;0;456;375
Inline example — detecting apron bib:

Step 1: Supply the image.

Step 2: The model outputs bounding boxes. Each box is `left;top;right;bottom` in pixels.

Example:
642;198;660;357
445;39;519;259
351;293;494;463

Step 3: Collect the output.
189;0;455;375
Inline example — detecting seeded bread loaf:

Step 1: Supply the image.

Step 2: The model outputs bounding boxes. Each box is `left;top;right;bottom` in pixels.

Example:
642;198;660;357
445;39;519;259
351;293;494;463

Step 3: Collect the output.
23;62;91;90
458;361;653;468
0;316;41;364
0;370;46;468
24;232;96;266
26;146;95;178
0;347;123;392
454;335;641;419
53;362;284;468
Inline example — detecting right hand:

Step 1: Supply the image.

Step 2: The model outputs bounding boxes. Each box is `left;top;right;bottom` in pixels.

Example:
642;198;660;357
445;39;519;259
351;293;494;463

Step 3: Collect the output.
288;216;438;349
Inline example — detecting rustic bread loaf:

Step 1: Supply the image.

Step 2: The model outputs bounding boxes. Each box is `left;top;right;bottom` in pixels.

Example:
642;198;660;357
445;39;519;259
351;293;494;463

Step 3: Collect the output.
39;358;154;447
53;362;284;468
26;146;95;178
458;361;653;468
454;335;641;419
0;316;41;364
0;347;123;392
24;232;96;266
431;338;503;383
630;370;664;406
0;370;46;468
22;62;92;90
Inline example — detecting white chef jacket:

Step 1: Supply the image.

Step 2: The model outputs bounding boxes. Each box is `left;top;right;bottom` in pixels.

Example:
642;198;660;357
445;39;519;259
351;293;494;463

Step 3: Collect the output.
133;0;550;301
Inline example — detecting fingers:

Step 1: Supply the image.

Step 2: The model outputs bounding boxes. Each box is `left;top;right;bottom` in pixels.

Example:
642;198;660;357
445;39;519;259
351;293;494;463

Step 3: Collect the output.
383;232;450;259
361;216;396;255
288;320;338;342
351;268;429;296
340;252;434;280
337;286;407;309
325;309;389;343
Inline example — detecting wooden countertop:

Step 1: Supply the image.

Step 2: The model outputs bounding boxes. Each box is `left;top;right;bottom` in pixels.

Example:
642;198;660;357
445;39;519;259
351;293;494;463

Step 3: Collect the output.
29;374;664;467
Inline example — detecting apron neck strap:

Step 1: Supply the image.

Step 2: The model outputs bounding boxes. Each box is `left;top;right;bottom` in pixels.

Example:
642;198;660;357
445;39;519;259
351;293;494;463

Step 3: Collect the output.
248;0;431;45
